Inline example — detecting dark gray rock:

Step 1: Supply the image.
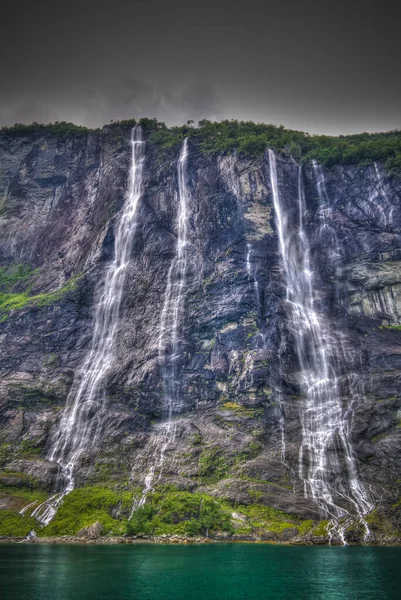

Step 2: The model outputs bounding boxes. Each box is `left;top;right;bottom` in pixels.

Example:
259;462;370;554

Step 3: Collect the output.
0;126;400;529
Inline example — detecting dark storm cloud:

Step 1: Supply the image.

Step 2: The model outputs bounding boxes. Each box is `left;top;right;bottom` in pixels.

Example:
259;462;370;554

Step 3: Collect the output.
0;0;400;133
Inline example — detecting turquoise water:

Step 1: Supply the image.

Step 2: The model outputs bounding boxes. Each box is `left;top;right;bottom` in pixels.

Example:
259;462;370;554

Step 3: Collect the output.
0;543;400;600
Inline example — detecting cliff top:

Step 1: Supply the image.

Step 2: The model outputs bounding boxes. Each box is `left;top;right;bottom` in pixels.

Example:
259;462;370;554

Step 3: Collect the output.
1;118;401;174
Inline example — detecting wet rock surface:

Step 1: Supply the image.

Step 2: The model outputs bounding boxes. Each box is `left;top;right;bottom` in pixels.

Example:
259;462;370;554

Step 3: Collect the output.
0;126;401;537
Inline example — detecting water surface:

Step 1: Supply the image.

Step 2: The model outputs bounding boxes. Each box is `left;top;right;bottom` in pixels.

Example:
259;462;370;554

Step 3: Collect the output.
1;543;400;600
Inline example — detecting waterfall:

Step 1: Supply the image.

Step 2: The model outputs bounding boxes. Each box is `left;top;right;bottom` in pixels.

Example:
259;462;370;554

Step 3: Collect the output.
246;243;261;313
374;162;390;203
269;150;372;541
32;126;145;525
246;242;267;349
132;138;190;512
373;162;391;226
312;160;341;266
158;137;190;417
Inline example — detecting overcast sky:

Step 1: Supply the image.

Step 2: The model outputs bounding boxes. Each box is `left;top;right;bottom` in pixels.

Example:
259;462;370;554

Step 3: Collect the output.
0;0;400;134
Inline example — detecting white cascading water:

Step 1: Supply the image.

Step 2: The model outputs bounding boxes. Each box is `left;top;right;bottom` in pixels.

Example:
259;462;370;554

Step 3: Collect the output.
246;242;262;320
374;162;392;226
158;137;190;418
374;162;389;203
246;243;267;349
132;138;190;512
312;160;341;266
269;150;372;542
246;243;260;307
30;127;145;525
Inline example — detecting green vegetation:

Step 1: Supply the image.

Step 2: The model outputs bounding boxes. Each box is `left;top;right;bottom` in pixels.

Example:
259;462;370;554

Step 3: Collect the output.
0;117;162;138
0;511;37;537
127;489;233;537
0;480;47;501
221;401;243;411
42;486;132;537
0;444;12;465
43;354;61;368
193;438;264;484
312;520;329;536
2;118;400;174
240;504;298;534
0;482;339;540
298;519;315;535
17;439;43;458
248;490;263;502
144;119;401;175
190;432;202;446
371;431;389;443
0;471;41;489
0;121;94;136
125;494;320;538
0;264;38;293
365;508;400;538
379;324;401;331
220;402;263;419
0;268;80;321
198;446;230;482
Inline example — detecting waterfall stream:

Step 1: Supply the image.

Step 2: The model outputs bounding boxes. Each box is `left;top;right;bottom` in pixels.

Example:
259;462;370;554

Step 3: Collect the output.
268;150;372;542
31;126;145;525
132;138;190;512
246;243;261;313
158;138;190;418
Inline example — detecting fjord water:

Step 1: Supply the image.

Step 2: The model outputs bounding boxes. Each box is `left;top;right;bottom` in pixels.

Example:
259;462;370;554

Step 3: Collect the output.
32;127;145;525
1;544;400;600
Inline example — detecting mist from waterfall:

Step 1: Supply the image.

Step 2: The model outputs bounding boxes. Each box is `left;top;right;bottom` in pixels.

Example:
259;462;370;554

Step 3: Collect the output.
32;126;145;525
268;149;372;541
132;138;191;512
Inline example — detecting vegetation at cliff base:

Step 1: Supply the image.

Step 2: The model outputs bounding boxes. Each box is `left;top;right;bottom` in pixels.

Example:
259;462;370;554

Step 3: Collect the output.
0;511;37;537
41;487;132;537
127;489;233;537
1;482;398;542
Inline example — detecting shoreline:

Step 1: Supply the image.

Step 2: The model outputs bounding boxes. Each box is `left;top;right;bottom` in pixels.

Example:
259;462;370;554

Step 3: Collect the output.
1;534;401;547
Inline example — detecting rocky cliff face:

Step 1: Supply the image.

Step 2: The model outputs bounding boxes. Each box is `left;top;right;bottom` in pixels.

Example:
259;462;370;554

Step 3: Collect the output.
1;125;401;542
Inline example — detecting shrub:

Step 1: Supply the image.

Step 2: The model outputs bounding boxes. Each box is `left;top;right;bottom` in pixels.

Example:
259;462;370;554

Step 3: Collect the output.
41;486;132;537
127;490;233;537
0;511;37;537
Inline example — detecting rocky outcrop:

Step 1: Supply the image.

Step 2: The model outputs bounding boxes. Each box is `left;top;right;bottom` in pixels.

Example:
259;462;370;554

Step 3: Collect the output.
76;522;103;539
0;124;401;536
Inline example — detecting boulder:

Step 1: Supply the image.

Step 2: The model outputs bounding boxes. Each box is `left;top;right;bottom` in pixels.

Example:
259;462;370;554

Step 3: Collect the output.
76;522;103;540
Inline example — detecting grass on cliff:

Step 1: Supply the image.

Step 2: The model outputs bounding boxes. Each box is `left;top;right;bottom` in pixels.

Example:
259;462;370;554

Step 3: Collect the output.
0;264;38;292
0;264;80;321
